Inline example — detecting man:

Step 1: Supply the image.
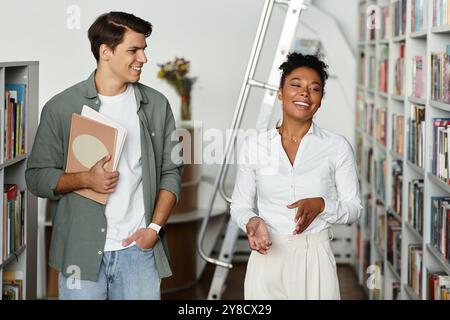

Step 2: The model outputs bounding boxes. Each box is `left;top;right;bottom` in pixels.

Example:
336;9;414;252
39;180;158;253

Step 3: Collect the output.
25;11;182;300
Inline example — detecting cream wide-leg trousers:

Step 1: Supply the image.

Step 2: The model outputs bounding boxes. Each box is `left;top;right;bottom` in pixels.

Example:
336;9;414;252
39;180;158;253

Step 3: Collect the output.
244;229;340;300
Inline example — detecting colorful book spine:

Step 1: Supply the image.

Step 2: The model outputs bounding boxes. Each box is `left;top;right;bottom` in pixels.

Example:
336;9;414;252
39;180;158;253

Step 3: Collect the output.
392;113;404;155
408;179;424;235
408;105;426;167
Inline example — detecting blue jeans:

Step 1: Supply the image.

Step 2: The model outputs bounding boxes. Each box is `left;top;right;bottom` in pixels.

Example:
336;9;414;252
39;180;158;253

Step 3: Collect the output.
58;245;160;300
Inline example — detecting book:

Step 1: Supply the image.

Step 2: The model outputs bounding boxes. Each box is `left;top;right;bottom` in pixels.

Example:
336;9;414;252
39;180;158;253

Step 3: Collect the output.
65;113;118;204
81;105;127;172
3;271;24;300
4;83;26;160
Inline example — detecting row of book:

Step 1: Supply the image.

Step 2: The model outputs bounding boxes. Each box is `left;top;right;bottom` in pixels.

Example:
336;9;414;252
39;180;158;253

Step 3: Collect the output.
392;0;407;37
432;0;450;27
360;0;447;41
408;244;423;298
387;214;402;277
391;281;401;300
369;56;376;90
430;46;450;104
365;147;373;185
408;105;426;168
391;160;403;216
379;45;388;93
356;133;363;176
4;84;27;161
374;155;387;203
356;98;375;138
393;43;405;96
428;270;450;299
2;271;24;300
361;0;427;38
412;0;429;32
363;193;372;235
431;118;450;184
355;224;371;286
358;52;365;85
2;184;25;261
430;197;450;262
411;55;426;99
405;246;450;300
378;4;390;41
408;179;424;235
355;94;366;132
374;107;387;146
391;113;404;156
376;201;386;253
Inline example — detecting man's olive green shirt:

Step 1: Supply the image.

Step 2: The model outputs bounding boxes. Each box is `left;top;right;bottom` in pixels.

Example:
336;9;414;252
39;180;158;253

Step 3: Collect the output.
25;71;182;281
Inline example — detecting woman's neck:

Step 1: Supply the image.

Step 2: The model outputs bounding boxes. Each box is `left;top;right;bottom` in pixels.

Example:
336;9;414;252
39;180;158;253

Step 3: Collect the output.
278;118;312;143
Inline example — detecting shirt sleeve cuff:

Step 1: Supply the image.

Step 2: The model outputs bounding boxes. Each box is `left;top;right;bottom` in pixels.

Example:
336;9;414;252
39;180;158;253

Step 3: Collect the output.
319;196;338;223
46;169;64;200
231;208;258;232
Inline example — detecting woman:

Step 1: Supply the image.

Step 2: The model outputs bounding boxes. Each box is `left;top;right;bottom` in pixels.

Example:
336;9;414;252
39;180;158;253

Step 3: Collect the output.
230;52;362;300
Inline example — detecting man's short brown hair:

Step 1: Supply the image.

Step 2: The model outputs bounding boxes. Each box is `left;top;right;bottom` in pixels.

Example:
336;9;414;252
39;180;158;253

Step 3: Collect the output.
88;11;153;61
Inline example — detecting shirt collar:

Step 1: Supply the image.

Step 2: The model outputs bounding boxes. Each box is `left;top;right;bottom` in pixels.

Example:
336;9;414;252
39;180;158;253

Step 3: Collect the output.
268;120;321;140
82;70;148;105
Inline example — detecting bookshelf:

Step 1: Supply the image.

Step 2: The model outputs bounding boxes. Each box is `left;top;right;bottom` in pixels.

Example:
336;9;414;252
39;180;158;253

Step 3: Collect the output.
0;61;39;299
355;0;450;300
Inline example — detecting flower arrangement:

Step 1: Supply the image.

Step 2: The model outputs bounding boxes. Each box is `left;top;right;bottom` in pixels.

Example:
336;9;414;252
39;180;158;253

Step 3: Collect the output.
157;57;196;121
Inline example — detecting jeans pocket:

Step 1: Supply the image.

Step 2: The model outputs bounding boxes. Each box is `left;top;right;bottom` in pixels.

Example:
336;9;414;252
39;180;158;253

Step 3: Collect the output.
136;244;154;253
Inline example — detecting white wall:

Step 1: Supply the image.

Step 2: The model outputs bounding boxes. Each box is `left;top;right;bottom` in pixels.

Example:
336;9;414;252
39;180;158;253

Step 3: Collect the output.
0;0;359;202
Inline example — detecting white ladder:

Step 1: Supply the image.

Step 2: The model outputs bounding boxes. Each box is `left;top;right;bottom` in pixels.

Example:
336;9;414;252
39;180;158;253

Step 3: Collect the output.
197;0;308;300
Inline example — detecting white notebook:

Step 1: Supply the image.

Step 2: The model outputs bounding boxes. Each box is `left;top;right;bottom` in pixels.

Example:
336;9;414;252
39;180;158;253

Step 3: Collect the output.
81;105;127;170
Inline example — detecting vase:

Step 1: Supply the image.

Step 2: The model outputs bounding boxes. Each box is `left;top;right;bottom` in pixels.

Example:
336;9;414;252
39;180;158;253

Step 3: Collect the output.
180;95;191;121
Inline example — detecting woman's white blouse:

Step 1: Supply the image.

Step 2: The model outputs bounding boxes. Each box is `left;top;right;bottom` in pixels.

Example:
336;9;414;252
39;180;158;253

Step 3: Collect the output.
230;122;362;235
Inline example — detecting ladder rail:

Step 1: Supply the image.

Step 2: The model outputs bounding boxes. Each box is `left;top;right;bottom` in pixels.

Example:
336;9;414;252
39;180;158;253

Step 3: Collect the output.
197;0;276;269
217;79;280;204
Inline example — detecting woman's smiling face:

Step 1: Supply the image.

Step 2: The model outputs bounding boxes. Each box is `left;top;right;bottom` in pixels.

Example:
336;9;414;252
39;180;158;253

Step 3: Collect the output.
278;66;324;122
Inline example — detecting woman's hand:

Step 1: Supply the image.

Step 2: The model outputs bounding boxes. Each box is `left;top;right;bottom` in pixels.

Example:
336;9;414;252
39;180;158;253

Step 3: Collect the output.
287;197;325;234
245;217;272;255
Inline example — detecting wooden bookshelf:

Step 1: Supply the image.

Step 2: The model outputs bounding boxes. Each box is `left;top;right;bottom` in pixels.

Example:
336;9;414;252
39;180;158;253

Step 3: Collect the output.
0;61;39;300
355;0;450;300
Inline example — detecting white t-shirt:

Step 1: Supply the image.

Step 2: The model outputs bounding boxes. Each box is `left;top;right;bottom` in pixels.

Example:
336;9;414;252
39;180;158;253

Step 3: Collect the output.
98;84;146;251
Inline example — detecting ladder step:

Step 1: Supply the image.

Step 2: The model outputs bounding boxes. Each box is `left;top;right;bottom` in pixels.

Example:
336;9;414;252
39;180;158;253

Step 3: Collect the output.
247;79;279;92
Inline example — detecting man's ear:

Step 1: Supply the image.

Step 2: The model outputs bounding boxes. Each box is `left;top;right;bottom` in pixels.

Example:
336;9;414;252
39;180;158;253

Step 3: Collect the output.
277;90;282;101
99;44;112;62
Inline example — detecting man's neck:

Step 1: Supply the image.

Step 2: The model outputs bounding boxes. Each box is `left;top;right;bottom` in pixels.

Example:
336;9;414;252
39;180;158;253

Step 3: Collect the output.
95;66;128;96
